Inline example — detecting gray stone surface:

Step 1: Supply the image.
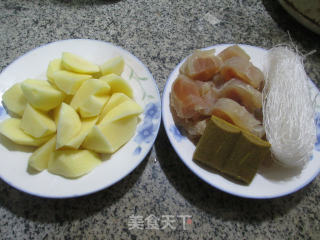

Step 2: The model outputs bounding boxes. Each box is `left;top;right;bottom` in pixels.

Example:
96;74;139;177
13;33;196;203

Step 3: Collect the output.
0;0;320;239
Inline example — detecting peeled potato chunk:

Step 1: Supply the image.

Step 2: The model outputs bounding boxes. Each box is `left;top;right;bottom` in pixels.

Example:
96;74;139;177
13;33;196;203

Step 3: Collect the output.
99;99;143;125
20;104;56;138
98;92;131;123
0;118;52;146
53;104;61;125
81;126;112;153
47;59;62;84
70;79;110;118
78;95;111;118
21;79;64;111
65;117;98;149
28;135;56;171
83;116;137;153
2;83;27;117
52;70;92;95
85;98;142;153
100;74;133;98
56;103;81;149
48;149;101;178
100;56;124;76
61;52;99;74
62;94;73;104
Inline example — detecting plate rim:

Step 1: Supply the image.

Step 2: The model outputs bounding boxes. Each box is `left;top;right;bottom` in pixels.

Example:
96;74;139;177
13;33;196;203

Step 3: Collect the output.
278;0;320;35
162;43;320;199
0;38;161;199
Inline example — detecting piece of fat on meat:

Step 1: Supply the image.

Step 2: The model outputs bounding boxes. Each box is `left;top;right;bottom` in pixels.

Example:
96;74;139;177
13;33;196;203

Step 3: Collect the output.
180;49;222;81
217;78;262;113
218;45;251;62
212;98;265;138
220;56;264;90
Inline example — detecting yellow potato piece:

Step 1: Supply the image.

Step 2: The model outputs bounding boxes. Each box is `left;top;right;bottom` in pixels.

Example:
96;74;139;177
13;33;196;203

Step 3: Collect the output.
65;117;98;149
47;58;62;84
56;103;81;149
99;74;133;98
48;149;101;178
70;79;110;118
63;94;73;104
78;95;110;118
28;135;56;171
52;70;92;95
2;83;27;117
83;116;137;153
82;126;113;153
99;116;137;153
20;104;56;138
52;104;61;125
21;79;64;111
0;118;52;146
100;56;124;76
99;99;143;125
98;92;131;123
61;52;99;74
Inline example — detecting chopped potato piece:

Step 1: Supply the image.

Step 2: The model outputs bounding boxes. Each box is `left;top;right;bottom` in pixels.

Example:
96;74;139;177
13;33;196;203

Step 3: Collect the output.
78;95;110;118
98;92;131;123
52;104;61;125
47;58;62;84
61;52;99;74
83;116;137;153
52;70;92;95
99;99;143;125
28;135;56;171
100;74;133;98
2;83;27;117
21;79;64;111
82;126;112;153
48;149;101;178
70;79;110;118
65;117;98;149
20;104;56;138
0;118;52;146
100;56;124;76
56;103;81;149
63;94;73;104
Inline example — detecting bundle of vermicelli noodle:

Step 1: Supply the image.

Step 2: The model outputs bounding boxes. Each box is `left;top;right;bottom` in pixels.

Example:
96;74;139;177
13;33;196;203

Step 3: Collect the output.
263;46;316;168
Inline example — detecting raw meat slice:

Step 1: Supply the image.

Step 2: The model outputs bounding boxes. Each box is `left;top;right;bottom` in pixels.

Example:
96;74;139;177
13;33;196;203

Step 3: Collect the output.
220;57;264;90
218;78;262;112
212;98;265;138
171;74;219;120
170;74;204;120
218;45;250;62
180;49;222;81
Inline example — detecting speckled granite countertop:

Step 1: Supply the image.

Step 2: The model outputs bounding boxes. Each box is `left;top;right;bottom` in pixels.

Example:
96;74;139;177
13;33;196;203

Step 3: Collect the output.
0;0;320;239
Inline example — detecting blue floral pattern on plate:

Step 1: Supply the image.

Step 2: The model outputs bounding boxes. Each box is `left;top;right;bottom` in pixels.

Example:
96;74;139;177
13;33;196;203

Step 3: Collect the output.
314;112;320;151
0;105;4;117
133;146;142;156
144;102;161;121
133;102;160;155
169;125;183;142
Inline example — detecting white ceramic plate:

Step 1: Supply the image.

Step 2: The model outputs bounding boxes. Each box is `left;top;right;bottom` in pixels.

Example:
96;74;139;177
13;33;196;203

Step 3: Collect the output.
0;39;161;198
162;44;320;199
278;0;320;35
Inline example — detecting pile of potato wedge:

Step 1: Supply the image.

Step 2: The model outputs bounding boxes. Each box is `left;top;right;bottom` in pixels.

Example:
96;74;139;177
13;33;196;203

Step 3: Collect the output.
0;52;143;178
